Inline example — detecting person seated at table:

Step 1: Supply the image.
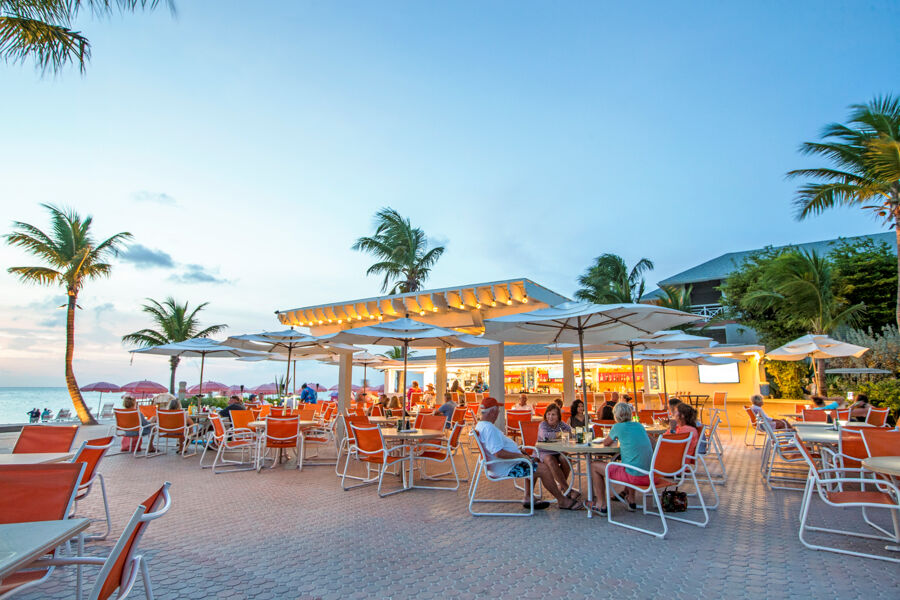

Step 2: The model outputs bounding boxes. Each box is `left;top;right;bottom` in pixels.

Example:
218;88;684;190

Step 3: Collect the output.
513;393;534;414
570;399;586;428
475;397;581;511
167;398;195;426
536;404;582;503
423;383;437;406
219;395;245;421
597;399;616;422
848;393;872;422
749;394;786;430
122;396;156;452
434;392;457;427
672;402;703;456
811;395;840;410
666;398;681;432
406;381;421;402
553;398;564;409
586;402;652;515
387;395;402;410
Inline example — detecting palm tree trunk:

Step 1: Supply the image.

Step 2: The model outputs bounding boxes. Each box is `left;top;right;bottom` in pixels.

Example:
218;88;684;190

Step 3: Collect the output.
814;358;826;397
66;292;97;425
168;356;180;394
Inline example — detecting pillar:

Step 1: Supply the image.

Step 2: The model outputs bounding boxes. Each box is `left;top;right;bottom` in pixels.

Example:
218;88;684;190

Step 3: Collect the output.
336;352;353;447
489;342;505;430
562;350;575;405
436;347;447;399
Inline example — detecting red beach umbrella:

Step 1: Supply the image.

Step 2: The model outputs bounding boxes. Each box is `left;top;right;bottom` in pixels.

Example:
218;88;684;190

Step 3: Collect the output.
252;383;279;395
121;380;167;397
187;381;229;394
81;382;123;413
227;385;247;395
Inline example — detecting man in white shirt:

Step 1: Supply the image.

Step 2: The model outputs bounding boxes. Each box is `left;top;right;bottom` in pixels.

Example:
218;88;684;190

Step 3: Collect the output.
474;397;581;511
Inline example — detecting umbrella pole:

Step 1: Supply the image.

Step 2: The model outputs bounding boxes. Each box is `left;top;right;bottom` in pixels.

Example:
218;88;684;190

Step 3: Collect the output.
577;325;590;427
293;360;297;395
285;346;293;397
629;345;639;411
98;391;103;414
198;354;206;412
363;363;367;397
402;341;409;429
662;361;669;400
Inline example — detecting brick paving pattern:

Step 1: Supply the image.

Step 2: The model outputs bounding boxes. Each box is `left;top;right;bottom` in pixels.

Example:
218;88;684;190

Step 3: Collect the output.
2;426;898;599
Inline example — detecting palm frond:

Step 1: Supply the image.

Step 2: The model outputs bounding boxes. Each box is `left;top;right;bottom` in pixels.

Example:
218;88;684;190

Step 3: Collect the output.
7;265;61;286
0;15;88;74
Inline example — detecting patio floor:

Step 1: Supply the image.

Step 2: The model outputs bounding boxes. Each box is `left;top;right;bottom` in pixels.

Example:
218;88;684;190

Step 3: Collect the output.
2;425;898;599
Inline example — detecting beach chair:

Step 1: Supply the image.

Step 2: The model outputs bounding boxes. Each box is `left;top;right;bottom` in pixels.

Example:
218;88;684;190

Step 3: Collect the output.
13;425;79;454
99;403;114;419
54;409;72;421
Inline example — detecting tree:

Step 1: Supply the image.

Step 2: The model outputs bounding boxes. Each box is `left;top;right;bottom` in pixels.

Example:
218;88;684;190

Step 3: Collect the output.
352;208;445;294
743;249;864;393
830;238;897;331
121;298;227;393
788;96;900;328
5;204;131;424
656;285;693;313
1;0;173;75
574;253;654;304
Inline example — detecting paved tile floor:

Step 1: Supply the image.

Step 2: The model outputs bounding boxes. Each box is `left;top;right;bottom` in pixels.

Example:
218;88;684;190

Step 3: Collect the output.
3;425;898;599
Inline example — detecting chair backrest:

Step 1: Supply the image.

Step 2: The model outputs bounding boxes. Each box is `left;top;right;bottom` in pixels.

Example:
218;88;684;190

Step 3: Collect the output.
591;423;607;438
208;414;227;442
834;408;850;421
447;423;464;449
92;482;172;600
712;391;727;408
354;405;367;416
651;432;692;477
113;409;142;433
0;462;85;524
794;403;809;414
860;428;900;457
139;405;157;420
465;392;477;404
13;424;79;453
802;408;828;422
258;405;271;419
837;428;867;469
534;404;548;417
371;405;384;417
419;414;446;431
100;403;114;417
298;409;316;421
265;417;300;444
343;415;370;444
157;409;187;435
230;410;254;431
506;411;531;433
349;424;385;457
744;406;758;426
323;404;336;422
866;407;890;427
270;407;286;418
519;421;540;447
72;436;114;488
657;393;668;409
651;410;669;423
450;406;466;425
413;413;425;428
637;410;655;425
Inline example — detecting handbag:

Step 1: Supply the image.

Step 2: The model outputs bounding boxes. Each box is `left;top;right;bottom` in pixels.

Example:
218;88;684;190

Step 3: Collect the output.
661;488;688;512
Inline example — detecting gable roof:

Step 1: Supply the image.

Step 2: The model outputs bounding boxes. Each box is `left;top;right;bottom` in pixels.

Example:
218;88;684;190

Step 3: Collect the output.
657;232;895;287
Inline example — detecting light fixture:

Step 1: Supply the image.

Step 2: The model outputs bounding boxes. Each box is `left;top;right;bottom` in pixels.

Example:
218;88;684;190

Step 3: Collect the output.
475;303;481;309
337;319;342;324
378;315;383;320
711;352;732;357
307;321;313;326
328;319;333;323
419;310;425;316
522;297;528;303
318;320;323;325
506;300;513;305
432;307;438;312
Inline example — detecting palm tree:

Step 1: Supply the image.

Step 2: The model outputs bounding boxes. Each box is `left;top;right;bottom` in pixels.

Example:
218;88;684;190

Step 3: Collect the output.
0;0;173;75
121;298;227;393
788;95;900;328
574;253;654;304
4;204;132;424
352;208;445;294
656;285;693;313
744;249;865;393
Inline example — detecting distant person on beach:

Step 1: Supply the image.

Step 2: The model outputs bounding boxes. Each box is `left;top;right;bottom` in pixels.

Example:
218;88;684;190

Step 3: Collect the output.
40;408;52;421
27;408;40;423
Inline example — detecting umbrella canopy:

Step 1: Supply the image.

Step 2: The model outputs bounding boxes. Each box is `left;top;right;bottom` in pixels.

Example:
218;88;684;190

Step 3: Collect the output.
226;385;246;395
251;383;279;395
326;318;498;418
187;381;229;394
766;334;868;361
312;383;329;392
605;350;739;398
80;382;121;393
485;302;699;410
317;351;400;394
121;380;167;395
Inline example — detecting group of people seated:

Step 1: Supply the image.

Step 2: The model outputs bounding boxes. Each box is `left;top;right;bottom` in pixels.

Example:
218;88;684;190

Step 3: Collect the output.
750;392;876;431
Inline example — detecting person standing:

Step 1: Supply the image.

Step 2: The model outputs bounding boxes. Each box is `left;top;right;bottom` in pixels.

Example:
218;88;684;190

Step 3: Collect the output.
474;374;489;394
300;383;316;404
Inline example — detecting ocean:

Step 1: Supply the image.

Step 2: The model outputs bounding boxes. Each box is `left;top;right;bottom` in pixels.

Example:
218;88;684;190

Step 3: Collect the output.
0;387;112;424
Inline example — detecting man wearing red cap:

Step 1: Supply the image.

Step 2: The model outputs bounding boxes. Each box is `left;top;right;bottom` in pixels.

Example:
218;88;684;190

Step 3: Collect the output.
474;397;582;511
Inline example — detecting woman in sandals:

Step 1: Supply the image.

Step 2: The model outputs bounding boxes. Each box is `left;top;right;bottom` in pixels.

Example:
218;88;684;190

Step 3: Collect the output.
537;404;582;505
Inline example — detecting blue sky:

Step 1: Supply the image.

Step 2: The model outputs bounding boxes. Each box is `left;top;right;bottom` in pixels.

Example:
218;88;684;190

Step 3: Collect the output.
1;0;898;387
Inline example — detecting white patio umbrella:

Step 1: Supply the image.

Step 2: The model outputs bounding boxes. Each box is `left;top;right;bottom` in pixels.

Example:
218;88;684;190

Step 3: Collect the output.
235;343;363;394
325;317;498;425
766;334;868;394
605;349;739;400
131;338;267;407
318;351;400;396
548;329;716;402
224;329;330;394
484;302;699;411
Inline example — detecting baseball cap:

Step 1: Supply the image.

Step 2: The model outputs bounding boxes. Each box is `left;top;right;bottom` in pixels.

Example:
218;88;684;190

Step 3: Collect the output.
480;396;500;409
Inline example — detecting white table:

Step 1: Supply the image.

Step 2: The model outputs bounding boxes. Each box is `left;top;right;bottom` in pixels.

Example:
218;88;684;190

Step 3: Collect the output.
0;518;90;590
0;452;74;465
536;441;621;518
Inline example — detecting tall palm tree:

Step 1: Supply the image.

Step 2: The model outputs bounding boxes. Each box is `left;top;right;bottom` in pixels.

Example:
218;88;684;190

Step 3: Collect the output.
656;285;693;313
121;298;227;393
0;0;173;75
352;207;445;294
788;95;900;328
574;253;654;304
5;204;132;424
744;249;865;393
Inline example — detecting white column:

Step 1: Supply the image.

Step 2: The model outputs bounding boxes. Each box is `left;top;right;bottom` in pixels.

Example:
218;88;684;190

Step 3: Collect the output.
489;342;505;430
336;352;354;449
562;350;575;406
435;348;447;400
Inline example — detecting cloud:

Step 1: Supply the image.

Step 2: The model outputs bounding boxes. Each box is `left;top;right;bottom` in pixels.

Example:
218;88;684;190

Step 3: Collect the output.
132;191;176;205
169;264;230;285
119;244;175;269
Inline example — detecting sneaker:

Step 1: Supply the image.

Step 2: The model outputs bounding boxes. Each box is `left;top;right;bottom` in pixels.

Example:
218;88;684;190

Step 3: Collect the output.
524;500;550;510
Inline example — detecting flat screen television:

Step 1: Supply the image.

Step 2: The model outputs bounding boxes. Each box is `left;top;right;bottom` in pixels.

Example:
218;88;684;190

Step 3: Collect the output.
547;366;564;379
697;363;739;384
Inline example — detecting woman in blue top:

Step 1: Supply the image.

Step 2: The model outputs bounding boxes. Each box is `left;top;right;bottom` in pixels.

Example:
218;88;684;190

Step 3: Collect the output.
586;401;652;515
811;395;840;410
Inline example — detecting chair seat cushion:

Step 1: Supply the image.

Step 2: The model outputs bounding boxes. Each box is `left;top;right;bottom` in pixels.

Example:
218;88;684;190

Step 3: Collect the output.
362;454;404;465
418;450;448;460
827;490;897;505
0;569;49;594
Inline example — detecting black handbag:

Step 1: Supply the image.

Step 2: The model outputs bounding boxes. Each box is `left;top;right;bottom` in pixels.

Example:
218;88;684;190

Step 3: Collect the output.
661;488;688;512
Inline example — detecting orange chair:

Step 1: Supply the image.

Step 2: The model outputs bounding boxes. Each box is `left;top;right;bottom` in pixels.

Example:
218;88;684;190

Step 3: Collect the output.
0;462;85;596
834;408;850;421
200;414;256;473
335;415;373;478
419;414;446;432
370;405;384;417
112;410;157;456
859;428;900;458
138;405;157;420
156;409;200;457
13;425;78;453
464;392;478;404
795;403;809;416
256;417;300;471
534;404;549;417
450;391;462;404
518;421;541;458
270;407;286;418
506;411;532;439
637;410;655;425
229;409;256;437
802;408;828;423
865;407;890;427
297;408;316;421
743;406;764;447
449;406;467;429
342;424;406;496
71;436;115;540
634;391;644;408
258;405;271;419
414;423;465;489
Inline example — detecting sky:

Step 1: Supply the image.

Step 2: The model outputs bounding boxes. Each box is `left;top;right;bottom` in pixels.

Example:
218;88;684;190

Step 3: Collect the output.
1;0;898;389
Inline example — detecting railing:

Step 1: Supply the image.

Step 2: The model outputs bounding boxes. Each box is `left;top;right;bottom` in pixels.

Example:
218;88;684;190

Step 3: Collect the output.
690;304;725;318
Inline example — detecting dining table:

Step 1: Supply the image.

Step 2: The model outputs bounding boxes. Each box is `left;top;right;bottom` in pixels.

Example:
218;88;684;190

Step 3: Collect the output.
0;452;74;465
380;427;447;492
682;394;709;409
248;419;318;470
0;518;90;599
535;440;622;518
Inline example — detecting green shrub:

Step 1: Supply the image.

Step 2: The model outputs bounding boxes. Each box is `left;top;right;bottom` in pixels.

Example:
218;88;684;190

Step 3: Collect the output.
765;360;808;399
854;379;900;414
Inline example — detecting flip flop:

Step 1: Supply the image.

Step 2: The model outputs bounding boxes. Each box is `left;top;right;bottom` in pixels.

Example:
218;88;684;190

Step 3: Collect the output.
559;498;585;510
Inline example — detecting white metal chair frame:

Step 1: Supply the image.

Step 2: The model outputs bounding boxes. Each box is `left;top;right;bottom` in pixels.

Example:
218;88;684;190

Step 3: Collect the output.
255;417;301;472
606;433;708;539
341;424;407;497
743;406;765;448
200;414;257;473
518;421;575;501
108;409;159;458
699;412;727;485
299;414;339;468
759;417;809;490
865;407;890;427
70;438;114;541
155;409;200;457
468;429;536;517
413;423;463;490
687;427;720;510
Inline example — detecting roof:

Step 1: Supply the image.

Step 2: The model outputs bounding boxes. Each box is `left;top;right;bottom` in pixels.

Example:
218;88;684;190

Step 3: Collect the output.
275;278;570;336
656;232;895;287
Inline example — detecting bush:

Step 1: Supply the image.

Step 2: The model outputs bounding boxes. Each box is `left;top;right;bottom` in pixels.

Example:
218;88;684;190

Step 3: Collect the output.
854;379;900;414
765;360;809;399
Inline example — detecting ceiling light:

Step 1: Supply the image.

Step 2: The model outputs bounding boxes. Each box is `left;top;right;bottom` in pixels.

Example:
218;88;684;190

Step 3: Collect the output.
506;300;513;305
475;303;481;309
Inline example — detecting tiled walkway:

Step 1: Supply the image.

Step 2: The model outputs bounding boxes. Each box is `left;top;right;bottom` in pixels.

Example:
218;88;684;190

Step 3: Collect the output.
4;426;898;599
